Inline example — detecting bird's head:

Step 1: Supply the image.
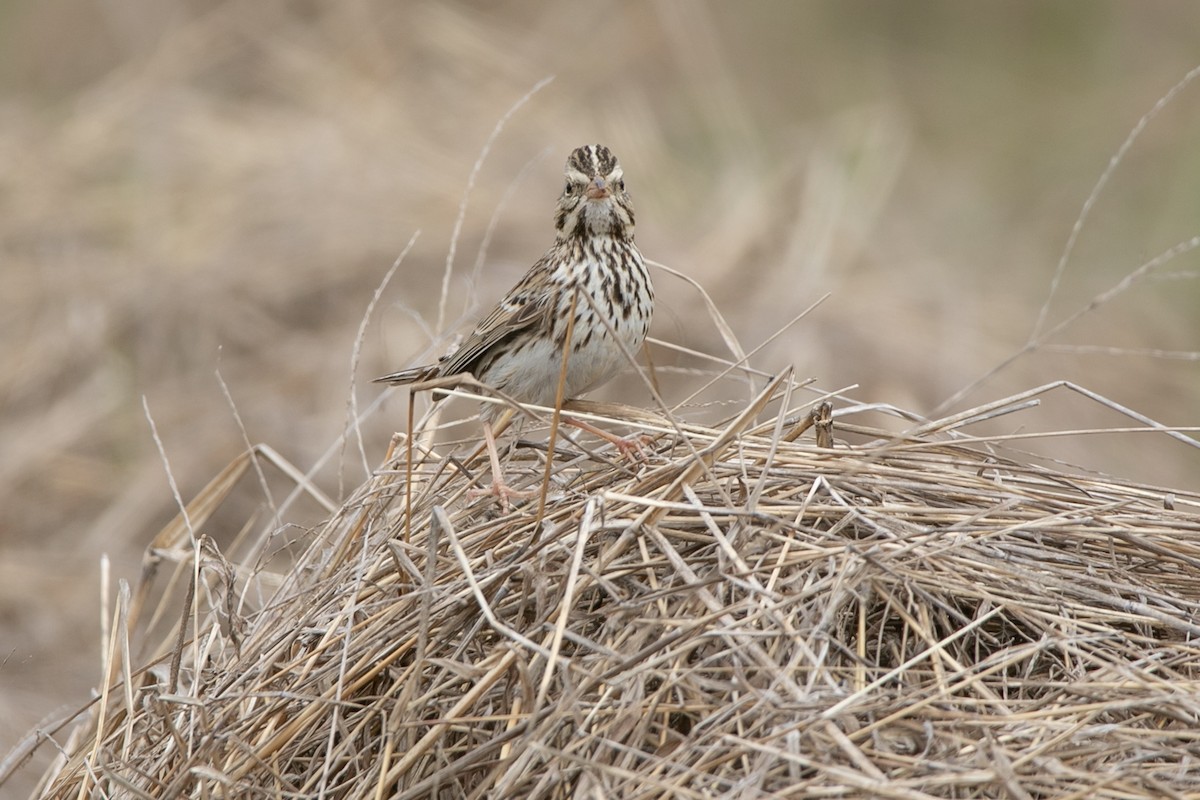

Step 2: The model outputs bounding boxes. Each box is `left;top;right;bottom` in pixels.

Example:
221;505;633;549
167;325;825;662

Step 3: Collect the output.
554;144;635;241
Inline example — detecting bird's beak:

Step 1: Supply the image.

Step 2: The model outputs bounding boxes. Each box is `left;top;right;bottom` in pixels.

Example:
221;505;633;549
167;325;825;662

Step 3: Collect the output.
585;177;609;200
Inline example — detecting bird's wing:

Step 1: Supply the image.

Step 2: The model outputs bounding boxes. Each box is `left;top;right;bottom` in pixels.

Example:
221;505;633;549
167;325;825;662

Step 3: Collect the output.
436;256;558;379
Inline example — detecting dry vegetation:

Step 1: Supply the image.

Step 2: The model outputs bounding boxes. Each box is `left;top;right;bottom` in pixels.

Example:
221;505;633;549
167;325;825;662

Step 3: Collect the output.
15;375;1200;797
3;2;1200;798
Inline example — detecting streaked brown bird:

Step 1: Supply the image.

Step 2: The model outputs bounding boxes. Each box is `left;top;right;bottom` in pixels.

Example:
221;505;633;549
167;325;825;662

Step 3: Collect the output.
376;144;654;505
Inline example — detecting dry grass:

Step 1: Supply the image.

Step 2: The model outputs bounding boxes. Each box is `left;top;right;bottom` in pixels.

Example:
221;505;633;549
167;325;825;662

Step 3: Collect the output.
13;365;1200;797
5;4;1200;797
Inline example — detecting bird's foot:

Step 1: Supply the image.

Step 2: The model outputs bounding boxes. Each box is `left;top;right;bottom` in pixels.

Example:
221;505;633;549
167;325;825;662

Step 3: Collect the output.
468;478;535;512
472;418;536;511
566;417;656;462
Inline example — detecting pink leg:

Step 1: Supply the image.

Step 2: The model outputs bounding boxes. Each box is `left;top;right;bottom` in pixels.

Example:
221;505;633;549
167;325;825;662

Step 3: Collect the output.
468;419;535;511
564;416;654;461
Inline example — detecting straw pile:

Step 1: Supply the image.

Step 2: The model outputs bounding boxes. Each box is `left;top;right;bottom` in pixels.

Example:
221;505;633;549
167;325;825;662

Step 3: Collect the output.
23;375;1200;798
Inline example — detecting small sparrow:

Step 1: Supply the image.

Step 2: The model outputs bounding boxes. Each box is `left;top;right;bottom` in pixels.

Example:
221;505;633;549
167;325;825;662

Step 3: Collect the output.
377;144;654;504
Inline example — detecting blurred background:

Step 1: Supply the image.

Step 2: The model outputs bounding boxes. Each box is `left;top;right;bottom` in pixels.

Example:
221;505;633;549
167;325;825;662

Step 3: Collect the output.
3;0;1199;792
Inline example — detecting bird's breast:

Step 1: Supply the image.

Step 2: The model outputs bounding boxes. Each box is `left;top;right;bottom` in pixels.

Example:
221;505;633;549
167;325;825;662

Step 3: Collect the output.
490;238;653;406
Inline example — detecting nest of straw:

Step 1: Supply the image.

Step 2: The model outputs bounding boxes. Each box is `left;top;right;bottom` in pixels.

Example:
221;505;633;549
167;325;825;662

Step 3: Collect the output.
23;374;1200;799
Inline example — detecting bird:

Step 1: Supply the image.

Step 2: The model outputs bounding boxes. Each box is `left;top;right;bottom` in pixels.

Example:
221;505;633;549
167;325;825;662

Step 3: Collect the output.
376;143;654;505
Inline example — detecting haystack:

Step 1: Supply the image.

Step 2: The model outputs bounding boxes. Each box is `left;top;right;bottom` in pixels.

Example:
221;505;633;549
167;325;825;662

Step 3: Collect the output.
17;374;1200;798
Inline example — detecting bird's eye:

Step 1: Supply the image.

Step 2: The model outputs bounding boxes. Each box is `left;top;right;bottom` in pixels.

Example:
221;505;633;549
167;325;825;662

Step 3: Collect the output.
615;179;625;191
564;184;577;195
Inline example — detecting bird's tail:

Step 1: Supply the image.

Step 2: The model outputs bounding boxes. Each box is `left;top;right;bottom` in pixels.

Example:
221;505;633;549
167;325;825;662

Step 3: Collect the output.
373;364;439;385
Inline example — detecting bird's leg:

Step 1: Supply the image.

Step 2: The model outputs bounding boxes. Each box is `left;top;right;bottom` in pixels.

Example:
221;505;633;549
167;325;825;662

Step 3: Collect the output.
468;418;535;510
564;416;654;462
